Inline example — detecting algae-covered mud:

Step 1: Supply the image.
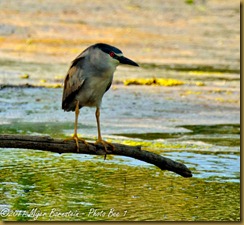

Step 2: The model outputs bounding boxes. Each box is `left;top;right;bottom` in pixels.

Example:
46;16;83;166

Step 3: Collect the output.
0;0;240;222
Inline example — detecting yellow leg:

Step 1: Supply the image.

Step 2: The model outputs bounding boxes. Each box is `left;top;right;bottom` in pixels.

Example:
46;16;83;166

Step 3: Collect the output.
65;101;88;152
94;107;115;153
96;107;102;142
74;100;79;138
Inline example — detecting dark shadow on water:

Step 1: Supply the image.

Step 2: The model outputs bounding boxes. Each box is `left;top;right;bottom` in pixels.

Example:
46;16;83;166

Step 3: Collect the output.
0;121;93;138
141;63;240;74
113;124;240;147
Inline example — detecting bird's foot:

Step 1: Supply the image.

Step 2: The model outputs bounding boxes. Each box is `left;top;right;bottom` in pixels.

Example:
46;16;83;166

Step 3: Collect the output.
95;139;115;151
94;139;115;160
64;134;89;152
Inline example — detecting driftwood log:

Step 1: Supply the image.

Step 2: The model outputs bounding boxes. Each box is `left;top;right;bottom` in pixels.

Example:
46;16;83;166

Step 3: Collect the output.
0;134;192;177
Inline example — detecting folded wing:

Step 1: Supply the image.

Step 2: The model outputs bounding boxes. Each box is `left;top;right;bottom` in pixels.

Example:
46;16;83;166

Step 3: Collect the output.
62;55;86;111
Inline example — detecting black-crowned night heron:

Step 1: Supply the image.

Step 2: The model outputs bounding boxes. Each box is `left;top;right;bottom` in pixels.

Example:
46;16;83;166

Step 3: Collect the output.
62;43;139;151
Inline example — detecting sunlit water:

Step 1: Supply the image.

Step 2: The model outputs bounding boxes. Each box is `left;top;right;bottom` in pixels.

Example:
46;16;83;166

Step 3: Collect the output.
0;87;240;221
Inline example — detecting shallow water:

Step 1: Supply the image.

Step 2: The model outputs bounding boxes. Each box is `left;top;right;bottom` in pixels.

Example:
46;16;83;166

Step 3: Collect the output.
0;0;240;221
0;85;240;221
0;150;240;221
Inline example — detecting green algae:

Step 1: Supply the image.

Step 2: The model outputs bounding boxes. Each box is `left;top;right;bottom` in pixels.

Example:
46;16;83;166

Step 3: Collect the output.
181;124;240;135
0;121;72;138
0;154;240;221
114;124;240;147
0;122;240;221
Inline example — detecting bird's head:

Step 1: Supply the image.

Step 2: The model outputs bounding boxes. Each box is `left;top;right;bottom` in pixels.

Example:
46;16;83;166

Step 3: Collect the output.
92;43;139;69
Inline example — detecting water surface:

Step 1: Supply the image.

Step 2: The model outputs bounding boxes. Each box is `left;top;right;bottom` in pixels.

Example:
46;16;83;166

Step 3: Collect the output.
0;85;240;221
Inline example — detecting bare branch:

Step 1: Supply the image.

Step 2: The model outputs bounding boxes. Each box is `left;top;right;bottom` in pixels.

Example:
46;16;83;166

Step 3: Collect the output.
0;134;192;177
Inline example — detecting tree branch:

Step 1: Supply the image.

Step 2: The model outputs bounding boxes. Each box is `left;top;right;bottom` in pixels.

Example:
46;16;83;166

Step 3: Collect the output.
0;134;192;177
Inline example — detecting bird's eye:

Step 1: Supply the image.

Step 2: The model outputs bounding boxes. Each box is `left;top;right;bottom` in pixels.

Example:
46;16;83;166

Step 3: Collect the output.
109;52;115;58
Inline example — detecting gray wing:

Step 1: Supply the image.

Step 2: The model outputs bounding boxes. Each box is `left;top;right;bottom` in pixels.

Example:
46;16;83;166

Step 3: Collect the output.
62;55;86;111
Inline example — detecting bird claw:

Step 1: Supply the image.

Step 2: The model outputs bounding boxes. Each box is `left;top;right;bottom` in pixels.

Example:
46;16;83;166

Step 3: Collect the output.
95;139;114;151
64;134;89;152
95;139;115;160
